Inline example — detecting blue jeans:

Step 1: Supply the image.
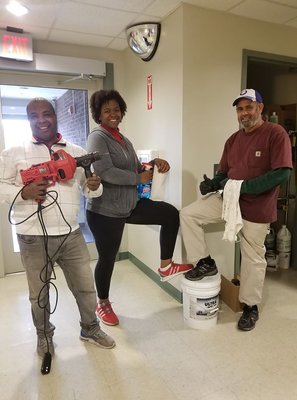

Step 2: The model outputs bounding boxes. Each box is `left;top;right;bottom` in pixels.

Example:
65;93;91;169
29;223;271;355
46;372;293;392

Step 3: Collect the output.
17;228;98;337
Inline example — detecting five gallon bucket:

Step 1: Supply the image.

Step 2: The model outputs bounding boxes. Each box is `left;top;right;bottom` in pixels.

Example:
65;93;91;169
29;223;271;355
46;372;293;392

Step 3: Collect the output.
181;273;221;330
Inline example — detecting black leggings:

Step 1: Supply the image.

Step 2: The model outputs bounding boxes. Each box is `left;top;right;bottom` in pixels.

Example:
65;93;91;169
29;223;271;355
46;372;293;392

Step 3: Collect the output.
86;199;179;299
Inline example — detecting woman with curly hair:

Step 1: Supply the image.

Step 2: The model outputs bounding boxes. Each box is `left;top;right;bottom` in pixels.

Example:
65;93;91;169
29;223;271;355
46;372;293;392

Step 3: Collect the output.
86;89;192;326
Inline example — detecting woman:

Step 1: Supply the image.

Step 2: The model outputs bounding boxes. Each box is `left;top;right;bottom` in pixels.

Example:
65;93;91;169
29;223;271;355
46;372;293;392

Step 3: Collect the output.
86;89;192;326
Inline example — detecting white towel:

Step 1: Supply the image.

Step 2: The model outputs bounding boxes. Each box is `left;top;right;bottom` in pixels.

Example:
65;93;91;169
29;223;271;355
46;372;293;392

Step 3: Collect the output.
150;165;168;201
222;179;243;242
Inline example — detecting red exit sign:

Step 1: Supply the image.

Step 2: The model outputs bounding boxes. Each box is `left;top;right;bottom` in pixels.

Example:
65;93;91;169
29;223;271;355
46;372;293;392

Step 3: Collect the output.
0;29;33;61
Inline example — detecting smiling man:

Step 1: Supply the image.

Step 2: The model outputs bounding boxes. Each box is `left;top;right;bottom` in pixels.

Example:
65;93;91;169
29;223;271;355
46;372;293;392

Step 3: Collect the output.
180;89;293;331
0;98;115;366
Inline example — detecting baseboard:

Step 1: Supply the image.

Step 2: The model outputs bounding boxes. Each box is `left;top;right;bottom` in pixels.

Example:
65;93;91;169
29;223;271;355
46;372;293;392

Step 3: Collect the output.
117;251;129;261
119;251;182;303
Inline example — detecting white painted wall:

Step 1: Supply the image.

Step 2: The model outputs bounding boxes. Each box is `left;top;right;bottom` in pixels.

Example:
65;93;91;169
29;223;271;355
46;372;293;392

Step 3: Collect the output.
123;7;184;288
123;4;297;285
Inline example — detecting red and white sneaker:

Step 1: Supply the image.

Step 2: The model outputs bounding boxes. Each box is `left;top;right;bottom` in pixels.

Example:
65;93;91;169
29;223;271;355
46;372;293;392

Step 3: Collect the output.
158;261;193;282
96;301;119;326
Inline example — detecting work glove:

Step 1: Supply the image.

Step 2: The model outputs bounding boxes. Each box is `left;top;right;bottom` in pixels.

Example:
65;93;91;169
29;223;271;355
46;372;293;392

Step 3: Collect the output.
219;178;229;190
199;174;215;195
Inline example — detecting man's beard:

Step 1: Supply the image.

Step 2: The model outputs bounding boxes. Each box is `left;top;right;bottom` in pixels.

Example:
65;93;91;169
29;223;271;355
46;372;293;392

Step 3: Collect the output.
240;115;261;131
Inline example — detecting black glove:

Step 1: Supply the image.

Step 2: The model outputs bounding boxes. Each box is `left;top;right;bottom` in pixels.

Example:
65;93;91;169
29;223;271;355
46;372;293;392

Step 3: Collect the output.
199;174;215;195
219;178;229;189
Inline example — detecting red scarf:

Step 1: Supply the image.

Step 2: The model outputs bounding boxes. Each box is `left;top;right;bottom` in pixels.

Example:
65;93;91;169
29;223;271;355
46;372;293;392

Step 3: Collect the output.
101;124;125;145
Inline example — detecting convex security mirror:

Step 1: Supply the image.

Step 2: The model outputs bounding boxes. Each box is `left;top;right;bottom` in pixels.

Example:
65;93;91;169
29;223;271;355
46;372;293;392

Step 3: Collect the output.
126;23;161;62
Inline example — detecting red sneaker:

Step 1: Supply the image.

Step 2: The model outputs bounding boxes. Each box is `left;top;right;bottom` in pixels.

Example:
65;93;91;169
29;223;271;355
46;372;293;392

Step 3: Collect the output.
158;261;193;282
96;301;119;326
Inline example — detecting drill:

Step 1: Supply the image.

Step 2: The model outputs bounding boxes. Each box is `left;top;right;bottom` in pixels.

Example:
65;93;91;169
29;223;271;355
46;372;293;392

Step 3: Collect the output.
20;149;101;186
74;152;101;178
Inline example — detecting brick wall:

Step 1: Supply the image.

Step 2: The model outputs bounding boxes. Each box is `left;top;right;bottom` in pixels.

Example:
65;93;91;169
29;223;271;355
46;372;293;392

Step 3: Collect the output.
56;89;89;148
55;90;91;233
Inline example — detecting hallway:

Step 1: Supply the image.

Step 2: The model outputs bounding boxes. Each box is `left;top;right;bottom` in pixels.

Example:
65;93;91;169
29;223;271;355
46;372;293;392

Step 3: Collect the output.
1;259;297;400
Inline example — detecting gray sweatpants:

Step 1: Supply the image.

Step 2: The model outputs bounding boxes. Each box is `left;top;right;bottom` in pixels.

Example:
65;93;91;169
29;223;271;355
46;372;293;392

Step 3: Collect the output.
180;193;269;306
17;228;98;337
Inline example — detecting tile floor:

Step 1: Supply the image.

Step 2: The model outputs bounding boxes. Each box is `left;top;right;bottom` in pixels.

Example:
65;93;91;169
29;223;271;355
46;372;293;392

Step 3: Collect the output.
1;259;297;400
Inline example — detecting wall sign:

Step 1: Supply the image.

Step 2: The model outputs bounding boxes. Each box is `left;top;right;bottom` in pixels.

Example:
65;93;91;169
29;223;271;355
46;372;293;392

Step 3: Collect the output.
147;75;152;110
0;29;33;62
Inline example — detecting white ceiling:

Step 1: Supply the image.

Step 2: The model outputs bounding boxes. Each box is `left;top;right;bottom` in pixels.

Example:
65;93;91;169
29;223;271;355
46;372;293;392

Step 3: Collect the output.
1;0;297;107
0;0;297;52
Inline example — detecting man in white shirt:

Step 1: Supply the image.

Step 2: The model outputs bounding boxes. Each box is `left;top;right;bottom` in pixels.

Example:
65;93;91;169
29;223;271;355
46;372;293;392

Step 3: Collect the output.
0;98;115;363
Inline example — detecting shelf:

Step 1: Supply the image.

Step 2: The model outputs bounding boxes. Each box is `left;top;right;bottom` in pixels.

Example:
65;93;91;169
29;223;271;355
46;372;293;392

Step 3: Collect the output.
265;103;296;132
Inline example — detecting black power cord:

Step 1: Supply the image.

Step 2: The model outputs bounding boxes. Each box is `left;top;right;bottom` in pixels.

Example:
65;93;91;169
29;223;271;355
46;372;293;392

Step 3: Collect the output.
9;188;72;375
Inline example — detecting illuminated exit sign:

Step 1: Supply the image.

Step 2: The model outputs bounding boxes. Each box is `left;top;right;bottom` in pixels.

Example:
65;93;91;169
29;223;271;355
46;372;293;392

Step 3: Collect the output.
0;29;33;62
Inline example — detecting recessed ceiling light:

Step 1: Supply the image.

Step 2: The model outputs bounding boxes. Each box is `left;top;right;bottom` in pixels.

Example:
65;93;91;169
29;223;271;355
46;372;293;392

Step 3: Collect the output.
6;1;28;17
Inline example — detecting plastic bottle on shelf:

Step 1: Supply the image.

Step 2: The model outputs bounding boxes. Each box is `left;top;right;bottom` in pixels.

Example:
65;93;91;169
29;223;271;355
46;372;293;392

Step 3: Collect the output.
265;228;278;271
276;225;291;269
264;227;275;252
269;111;278;124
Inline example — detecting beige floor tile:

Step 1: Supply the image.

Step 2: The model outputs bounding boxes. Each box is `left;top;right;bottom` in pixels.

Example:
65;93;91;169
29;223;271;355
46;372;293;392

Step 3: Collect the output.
1;260;297;400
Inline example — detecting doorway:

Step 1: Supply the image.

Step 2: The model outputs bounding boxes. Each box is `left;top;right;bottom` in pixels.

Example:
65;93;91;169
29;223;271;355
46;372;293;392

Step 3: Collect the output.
242;49;297;269
0;74;102;275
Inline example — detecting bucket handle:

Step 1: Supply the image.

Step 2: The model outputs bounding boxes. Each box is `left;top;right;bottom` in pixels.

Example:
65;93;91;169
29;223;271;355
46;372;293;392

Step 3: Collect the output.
208;307;219;315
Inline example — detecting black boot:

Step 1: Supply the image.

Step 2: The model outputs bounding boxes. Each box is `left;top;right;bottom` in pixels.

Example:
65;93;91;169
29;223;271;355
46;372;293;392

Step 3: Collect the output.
238;304;259;331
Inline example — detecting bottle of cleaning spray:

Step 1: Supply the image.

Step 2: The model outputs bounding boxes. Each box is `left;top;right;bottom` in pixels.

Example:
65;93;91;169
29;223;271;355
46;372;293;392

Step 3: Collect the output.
276;225;291;269
137;163;152;199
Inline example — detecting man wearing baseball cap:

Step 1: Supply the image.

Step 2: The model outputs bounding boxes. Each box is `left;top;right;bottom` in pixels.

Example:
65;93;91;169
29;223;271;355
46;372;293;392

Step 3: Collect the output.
232;88;263;106
180;89;292;331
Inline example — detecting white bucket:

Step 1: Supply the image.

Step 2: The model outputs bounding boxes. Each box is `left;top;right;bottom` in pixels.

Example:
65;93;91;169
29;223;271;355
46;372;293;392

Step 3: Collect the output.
181;273;221;330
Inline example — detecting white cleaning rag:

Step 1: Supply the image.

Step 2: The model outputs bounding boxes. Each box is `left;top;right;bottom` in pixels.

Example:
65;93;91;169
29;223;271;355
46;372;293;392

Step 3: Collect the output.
222;179;243;242
150;165;168;201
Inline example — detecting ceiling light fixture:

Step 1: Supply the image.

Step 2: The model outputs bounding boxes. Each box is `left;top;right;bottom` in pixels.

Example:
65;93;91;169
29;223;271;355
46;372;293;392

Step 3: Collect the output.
6;1;28;17
126;22;161;62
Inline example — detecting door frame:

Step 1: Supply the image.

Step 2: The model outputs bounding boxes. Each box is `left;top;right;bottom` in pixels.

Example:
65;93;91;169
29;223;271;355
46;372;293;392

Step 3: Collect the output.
242;49;297;90
0;72;104;275
238;49;297;273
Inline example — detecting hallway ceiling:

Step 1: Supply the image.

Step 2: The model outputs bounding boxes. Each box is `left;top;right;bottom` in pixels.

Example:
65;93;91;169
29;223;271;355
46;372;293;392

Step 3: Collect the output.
1;0;297;108
0;0;297;51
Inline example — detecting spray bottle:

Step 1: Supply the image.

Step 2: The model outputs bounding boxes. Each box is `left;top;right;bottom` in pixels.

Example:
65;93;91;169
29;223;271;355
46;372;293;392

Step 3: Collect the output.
137;163;153;199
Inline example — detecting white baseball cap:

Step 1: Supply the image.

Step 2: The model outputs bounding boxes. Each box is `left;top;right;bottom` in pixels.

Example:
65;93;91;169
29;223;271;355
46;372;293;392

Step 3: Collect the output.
232;89;263;106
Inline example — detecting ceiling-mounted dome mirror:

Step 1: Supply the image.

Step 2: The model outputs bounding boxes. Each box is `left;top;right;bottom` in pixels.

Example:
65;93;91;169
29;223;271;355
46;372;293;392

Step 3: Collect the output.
126;23;161;62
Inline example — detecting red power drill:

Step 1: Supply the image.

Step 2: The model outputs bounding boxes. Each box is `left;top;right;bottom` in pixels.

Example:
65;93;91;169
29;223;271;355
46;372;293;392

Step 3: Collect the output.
20;149;101;186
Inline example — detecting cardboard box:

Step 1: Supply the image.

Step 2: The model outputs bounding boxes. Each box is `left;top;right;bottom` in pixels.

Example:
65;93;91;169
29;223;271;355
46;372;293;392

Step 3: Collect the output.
220;275;243;312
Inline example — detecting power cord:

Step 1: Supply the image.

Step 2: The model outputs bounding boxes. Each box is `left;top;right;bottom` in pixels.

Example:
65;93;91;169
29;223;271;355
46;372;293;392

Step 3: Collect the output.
8;188;72;375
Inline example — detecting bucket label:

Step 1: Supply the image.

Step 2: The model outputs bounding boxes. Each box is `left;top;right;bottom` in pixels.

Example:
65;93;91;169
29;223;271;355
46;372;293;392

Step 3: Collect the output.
189;295;219;320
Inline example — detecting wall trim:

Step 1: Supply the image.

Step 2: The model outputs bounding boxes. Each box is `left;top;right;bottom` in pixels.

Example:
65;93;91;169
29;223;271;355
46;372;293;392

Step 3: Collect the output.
119;251;182;303
103;63;114;89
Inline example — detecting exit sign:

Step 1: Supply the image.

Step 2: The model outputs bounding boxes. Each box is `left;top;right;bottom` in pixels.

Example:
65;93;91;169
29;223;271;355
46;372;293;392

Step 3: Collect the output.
0;29;33;62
